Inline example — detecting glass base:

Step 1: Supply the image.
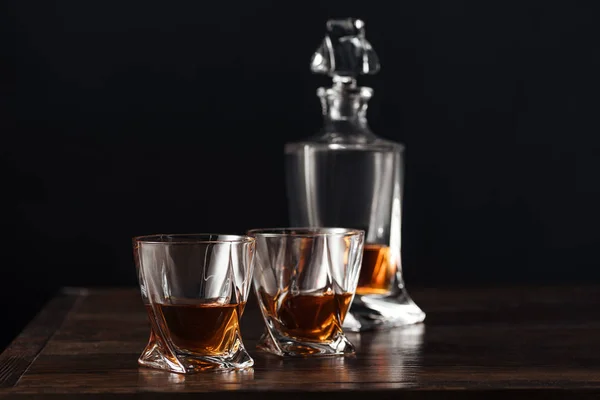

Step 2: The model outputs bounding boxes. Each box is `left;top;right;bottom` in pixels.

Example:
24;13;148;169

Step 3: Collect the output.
342;286;426;332
138;332;254;374
257;331;356;357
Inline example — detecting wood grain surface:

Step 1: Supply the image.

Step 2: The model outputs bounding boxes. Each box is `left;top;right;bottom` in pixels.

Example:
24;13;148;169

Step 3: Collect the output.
1;285;599;399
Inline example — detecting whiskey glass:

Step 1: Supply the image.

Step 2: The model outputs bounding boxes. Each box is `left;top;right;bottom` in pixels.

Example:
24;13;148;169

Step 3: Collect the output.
133;234;255;374
248;228;364;357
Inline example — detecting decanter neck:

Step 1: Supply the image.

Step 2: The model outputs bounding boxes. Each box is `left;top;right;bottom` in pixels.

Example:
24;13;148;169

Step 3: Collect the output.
317;80;376;140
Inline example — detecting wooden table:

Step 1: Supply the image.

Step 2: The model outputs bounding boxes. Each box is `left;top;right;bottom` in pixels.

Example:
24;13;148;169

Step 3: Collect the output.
1;285;599;399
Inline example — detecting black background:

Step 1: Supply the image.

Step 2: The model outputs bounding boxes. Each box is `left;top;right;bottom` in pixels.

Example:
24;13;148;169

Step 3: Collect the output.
3;0;600;351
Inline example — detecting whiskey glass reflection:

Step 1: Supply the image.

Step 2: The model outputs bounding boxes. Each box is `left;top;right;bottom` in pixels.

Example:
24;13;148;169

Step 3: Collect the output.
133;234;255;374
248;228;364;357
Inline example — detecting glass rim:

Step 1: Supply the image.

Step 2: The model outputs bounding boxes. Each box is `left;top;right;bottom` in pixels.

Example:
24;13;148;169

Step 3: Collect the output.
246;227;364;238
133;233;255;245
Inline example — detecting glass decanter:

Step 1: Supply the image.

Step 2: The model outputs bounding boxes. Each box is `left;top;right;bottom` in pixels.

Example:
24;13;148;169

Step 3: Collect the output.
284;18;426;332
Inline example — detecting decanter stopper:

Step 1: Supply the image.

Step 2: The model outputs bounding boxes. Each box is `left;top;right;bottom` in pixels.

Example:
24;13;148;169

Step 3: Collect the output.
310;18;380;87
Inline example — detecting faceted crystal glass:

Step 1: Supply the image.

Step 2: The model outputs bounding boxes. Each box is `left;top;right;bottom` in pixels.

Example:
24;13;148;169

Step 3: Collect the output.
248;228;364;357
133;234;255;374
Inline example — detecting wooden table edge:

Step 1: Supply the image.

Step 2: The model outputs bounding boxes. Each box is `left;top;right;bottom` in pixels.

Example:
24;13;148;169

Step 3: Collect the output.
3;389;600;400
0;288;88;388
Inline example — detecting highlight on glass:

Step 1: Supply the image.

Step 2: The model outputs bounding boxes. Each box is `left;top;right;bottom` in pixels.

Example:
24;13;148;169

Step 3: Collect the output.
248;228;364;357
133;234;255;374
